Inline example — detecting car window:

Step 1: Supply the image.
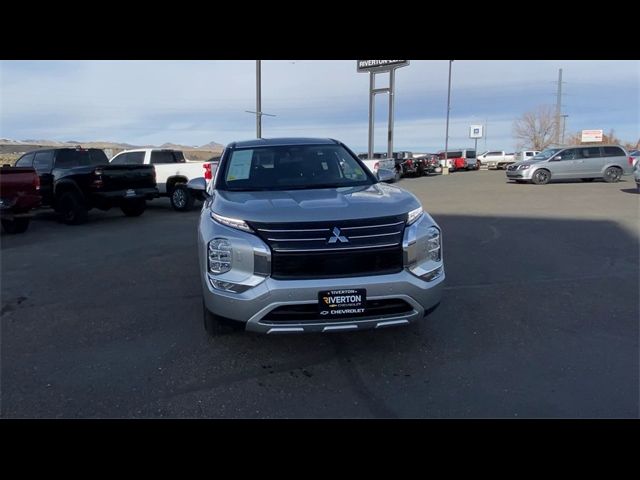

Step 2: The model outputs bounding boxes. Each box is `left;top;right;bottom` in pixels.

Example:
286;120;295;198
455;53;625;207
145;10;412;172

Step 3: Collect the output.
575;147;602;159
487;151;502;156
110;153;129;165
465;150;476;158
15;153;35;167
558;149;578;160
33;151;54;173
525;152;534;157
54;149;106;168
603;146;625;157
151;151;177;164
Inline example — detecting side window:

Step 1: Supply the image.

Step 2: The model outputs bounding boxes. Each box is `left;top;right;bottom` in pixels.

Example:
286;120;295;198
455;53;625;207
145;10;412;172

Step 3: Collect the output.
525;152;534;157
16;153;35;167
173;151;186;163
54;150;81;168
576;147;602;159
487;151;502;156
603;146;624;157
110;153;129;165
33;151;54;173
558;149;577;160
151;151;176;164
128;152;145;164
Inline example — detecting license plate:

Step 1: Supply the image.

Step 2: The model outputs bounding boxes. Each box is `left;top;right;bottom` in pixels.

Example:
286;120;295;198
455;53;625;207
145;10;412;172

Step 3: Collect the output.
318;289;366;317
125;189;136;197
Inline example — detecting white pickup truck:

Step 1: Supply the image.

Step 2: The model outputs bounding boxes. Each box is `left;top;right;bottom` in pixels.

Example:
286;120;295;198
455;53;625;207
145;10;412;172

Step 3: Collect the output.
477;151;515;170
109;148;212;211
360;156;399;181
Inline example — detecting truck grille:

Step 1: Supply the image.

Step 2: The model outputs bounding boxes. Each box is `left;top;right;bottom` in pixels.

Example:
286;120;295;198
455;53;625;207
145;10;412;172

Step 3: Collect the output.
248;215;406;279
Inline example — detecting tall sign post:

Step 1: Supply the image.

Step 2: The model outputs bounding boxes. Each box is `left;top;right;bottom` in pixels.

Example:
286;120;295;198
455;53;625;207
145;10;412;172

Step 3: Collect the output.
469;124;484;164
357;60;409;161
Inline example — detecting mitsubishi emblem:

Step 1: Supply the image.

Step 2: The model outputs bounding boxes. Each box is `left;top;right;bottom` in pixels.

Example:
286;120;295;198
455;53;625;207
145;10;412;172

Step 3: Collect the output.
328;227;349;244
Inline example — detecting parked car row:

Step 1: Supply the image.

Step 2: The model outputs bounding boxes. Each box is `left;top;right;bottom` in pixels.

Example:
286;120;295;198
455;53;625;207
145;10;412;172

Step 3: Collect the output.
1;146;213;233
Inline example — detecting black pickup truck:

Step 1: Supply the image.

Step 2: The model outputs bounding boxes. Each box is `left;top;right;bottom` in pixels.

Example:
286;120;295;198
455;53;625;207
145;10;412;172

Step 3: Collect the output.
14;147;158;224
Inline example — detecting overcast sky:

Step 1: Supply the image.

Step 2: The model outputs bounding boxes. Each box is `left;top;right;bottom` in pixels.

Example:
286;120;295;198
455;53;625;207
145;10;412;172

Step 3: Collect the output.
1;60;638;153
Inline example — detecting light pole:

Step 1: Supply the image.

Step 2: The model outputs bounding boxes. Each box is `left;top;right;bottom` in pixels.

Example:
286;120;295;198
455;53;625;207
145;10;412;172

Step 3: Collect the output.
561;114;569;145
443;60;454;174
245;60;275;139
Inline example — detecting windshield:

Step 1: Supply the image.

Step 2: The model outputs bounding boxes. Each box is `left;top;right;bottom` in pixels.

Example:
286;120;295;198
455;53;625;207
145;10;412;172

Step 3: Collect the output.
219;144;375;191
531;148;562;161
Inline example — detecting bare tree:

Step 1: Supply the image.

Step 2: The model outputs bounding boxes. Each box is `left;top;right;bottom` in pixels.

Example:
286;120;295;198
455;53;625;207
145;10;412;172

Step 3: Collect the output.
513;106;558;151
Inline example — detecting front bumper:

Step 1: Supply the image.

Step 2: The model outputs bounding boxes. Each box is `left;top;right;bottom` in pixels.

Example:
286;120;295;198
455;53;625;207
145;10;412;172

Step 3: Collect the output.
198;212;445;334
506;168;533;180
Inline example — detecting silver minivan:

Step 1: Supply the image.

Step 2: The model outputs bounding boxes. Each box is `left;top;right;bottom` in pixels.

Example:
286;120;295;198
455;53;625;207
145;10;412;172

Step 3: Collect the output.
506;145;633;185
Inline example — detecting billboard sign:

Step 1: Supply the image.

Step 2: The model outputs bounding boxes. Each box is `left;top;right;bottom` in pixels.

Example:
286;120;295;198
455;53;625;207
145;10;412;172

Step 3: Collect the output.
581;129;603;142
357;60;409;72
469;125;484;139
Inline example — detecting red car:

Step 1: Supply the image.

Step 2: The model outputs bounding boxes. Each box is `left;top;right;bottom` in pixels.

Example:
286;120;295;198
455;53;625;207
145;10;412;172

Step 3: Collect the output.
0;165;42;233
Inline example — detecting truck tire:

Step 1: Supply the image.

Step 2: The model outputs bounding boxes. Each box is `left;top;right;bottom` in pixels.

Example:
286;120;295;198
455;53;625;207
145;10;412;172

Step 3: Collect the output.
57;191;89;225
121;199;146;217
203;301;244;336
1;218;30;234
170;184;195;212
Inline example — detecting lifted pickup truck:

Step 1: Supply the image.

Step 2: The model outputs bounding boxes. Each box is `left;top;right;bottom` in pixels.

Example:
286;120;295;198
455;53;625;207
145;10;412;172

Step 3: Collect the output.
109;148;213;211
14;147;158;225
0;166;41;233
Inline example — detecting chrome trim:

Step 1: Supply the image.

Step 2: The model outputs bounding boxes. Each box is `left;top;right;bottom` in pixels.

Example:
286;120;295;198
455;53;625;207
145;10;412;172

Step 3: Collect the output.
266;237;326;241
348;231;402;239
322;325;358;332
376;319;409;328
257;227;329;233
267;327;305;334
340;221;404;230
273;242;400;253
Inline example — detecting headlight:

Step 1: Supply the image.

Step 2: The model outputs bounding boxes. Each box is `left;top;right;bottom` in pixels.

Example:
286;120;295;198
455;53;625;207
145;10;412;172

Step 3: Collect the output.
518;164;530;170
208;238;232;274
407;206;423;226
211;212;253;232
426;226;441;262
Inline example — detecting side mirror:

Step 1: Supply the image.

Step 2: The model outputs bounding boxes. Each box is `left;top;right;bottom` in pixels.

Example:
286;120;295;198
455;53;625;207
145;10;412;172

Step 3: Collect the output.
377;168;396;183
553;155;562;161
187;177;210;198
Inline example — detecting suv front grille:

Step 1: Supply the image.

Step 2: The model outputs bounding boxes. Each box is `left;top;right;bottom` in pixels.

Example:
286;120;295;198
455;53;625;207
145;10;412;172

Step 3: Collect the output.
248;215;406;279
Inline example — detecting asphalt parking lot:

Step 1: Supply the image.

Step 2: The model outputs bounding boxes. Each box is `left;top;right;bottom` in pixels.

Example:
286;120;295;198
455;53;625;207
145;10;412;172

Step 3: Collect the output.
1;171;638;418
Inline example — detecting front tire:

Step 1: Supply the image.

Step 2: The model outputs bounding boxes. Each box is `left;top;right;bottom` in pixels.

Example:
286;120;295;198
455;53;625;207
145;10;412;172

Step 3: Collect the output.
531;169;551;185
1;217;30;234
603;167;622;183
170;184;195;211
57;191;89;225
121;199;146;217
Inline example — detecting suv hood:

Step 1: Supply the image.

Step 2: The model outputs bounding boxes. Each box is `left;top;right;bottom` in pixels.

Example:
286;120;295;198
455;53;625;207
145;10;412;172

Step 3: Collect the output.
209;183;421;223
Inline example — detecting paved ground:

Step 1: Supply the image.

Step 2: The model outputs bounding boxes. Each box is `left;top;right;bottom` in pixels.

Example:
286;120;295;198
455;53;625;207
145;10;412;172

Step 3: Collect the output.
1;171;638;418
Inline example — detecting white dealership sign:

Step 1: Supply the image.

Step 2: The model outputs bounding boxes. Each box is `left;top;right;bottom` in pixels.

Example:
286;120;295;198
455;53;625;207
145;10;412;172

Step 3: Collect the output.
469;125;484;139
357;60;409;72
581;129;603;142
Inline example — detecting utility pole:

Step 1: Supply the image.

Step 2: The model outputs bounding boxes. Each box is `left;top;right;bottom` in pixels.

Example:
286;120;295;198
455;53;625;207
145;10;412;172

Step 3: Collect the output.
555;68;563;145
561;114;569;145
443;60;453;174
245;60;275;139
256;60;261;138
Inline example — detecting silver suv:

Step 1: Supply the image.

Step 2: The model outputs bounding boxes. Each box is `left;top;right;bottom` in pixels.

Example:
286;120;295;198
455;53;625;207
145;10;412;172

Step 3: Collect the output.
189;138;444;335
506;145;633;184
